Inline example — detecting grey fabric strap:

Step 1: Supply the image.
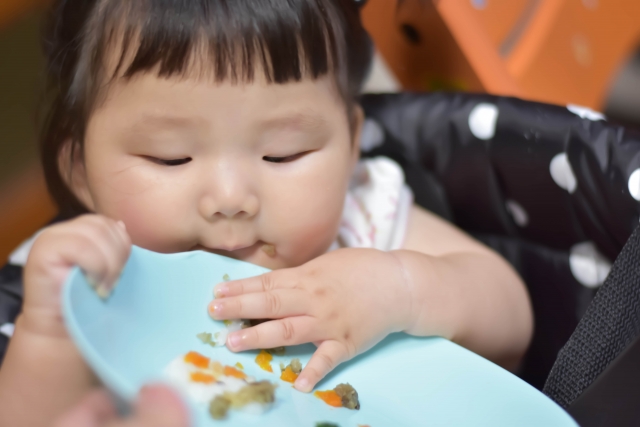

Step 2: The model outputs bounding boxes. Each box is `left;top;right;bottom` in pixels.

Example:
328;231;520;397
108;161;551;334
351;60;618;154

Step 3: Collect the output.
543;224;640;408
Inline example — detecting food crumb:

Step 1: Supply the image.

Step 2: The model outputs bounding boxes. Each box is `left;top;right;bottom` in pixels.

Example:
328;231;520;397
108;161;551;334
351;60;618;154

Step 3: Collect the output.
261;244;276;257
315;423;340;427
223;365;247;380
314;383;360;410
334;383;360;410
280;366;298;383
209;395;231;420
314;390;342;407
255;350;273;372
183;351;210;369
279;358;302;383
223;274;230;281
196;332;217;347
235;362;244;370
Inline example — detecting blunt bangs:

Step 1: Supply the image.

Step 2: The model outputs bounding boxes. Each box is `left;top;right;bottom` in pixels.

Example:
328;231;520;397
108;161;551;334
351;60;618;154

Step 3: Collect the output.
71;0;369;111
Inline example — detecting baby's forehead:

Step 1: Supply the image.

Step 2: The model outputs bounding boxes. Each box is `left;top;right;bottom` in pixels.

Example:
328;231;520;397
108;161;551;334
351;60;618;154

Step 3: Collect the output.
90;71;347;139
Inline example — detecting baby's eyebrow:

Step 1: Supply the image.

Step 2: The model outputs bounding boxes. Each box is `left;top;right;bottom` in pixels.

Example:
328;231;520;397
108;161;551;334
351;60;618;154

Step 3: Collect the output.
259;111;327;132
130;114;207;132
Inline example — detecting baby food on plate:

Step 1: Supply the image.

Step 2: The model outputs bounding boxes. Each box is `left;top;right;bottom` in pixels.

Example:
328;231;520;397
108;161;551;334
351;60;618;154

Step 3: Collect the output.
314;383;360;410
164;351;277;420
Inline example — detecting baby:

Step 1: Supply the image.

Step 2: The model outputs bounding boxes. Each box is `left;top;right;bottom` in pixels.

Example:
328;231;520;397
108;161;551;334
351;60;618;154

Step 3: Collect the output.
0;0;532;426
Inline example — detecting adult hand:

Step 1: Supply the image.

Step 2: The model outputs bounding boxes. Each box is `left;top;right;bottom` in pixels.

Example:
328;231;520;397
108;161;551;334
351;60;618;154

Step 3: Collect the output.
53;385;189;427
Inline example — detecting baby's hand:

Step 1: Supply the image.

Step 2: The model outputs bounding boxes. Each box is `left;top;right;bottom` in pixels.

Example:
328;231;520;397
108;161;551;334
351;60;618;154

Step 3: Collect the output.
23;214;131;338
210;248;414;392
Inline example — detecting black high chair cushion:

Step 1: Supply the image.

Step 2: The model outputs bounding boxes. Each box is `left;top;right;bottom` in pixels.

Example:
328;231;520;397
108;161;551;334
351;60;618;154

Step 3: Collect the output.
359;92;640;389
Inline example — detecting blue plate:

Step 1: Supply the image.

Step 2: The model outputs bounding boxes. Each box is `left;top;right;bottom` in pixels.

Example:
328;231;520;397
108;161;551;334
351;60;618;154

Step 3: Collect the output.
62;246;577;427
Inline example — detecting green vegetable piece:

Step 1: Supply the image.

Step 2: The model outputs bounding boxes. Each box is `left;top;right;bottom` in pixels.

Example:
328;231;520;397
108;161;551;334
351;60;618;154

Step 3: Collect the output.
196;332;217;347
289;358;302;374
209;396;231;420
223;274;230;281
315;423;340;427
226;381;277;408
334;383;360;410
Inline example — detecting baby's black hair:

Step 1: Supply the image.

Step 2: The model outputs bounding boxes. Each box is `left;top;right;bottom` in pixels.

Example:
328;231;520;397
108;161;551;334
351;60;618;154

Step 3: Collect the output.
40;0;373;217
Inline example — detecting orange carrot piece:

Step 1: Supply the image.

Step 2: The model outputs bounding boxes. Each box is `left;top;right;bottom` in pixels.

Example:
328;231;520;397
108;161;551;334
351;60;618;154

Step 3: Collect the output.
314;390;343;407
184;351;210;369
223;365;247;379
255;350;273;373
280;366;299;383
190;372;215;384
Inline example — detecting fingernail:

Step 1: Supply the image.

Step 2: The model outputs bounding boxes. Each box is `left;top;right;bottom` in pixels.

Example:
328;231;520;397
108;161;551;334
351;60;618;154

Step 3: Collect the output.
208;301;221;317
95;283;113;300
227;332;242;350
215;284;229;298
295;377;310;392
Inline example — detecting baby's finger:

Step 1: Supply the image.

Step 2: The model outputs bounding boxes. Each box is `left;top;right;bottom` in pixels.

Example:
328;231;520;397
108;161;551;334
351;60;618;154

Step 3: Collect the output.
209;289;308;320
294;341;349;393
71;217;131;296
226;316;321;352
213;269;298;298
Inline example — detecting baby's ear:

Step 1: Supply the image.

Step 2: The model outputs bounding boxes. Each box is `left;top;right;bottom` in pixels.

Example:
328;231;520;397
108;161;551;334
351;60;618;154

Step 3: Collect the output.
350;104;365;166
58;140;96;211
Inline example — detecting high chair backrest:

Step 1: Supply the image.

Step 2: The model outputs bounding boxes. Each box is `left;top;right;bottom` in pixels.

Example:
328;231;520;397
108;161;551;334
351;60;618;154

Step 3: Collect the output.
362;0;640;109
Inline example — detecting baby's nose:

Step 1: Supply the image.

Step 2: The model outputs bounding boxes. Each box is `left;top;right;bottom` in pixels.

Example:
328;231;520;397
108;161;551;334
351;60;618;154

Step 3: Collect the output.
198;175;259;220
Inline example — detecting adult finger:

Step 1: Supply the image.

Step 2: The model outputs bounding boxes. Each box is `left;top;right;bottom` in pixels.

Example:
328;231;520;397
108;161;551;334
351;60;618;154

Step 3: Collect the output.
209;289;309;320
132;384;190;427
52;389;117;427
213;269;299;298
294;341;350;393
226;316;323;352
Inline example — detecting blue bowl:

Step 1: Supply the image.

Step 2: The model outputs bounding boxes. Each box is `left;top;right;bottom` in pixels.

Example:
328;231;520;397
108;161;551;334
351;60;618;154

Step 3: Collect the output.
62;246;578;427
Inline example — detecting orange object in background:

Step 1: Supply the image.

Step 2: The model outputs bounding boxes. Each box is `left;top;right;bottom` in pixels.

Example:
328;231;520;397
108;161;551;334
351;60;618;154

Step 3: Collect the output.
0;0;49;29
0;0;56;263
362;0;640;109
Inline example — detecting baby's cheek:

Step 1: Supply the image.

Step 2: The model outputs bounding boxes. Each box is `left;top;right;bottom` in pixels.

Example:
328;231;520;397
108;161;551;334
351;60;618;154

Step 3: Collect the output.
107;196;189;253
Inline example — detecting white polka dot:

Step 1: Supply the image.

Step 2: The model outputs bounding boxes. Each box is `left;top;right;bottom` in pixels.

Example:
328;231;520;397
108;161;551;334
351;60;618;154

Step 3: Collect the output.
582;0;598;9
628;169;640;201
0;323;14;338
569;242;612;288
550;153;577;193
468;103;499;140
505;200;529;227
567;104;605;121
360;118;385;152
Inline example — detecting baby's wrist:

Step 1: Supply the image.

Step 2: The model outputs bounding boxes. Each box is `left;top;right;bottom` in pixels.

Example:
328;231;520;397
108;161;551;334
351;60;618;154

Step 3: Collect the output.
386;250;422;333
388;250;461;339
16;309;71;341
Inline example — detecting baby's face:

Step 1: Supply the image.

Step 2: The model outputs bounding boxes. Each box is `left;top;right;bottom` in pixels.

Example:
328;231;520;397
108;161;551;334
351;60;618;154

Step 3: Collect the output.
79;73;359;269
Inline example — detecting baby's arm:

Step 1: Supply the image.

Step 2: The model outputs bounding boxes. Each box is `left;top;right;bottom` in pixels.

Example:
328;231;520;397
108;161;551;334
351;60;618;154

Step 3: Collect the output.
396;205;532;370
0;215;131;427
211;205;532;391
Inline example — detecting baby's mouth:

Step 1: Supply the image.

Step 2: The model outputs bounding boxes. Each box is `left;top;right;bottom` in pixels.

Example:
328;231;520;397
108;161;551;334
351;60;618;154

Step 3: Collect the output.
193;241;276;259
